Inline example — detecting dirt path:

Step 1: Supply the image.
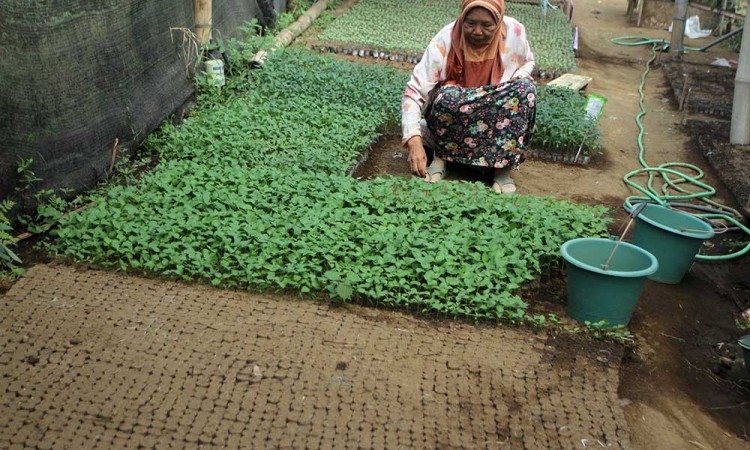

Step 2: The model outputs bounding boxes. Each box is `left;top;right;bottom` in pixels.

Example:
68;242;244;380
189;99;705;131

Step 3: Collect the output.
565;4;750;449
622;268;750;449
347;0;750;448
1;264;632;449
2;1;749;449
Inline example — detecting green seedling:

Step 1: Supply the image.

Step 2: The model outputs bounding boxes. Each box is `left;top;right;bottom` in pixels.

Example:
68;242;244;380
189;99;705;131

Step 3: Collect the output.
320;1;575;74
15;157;41;193
51;48;610;322
1;200;21;271
535;85;602;156
737;310;750;331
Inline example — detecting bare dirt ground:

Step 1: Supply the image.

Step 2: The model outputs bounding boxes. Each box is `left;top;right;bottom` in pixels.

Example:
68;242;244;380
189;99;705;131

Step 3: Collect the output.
349;0;750;448
527;5;750;449
2;265;631;449
2;1;750;449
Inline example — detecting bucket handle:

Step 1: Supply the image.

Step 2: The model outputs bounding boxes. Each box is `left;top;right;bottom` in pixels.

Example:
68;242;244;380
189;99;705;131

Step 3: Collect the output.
602;202;648;271
678;220;729;235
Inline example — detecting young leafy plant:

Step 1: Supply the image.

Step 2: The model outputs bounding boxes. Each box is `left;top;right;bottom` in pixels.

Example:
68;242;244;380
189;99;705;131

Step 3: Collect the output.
15;157;41;193
0;200;24;279
534;85;601;155
50;47;609;322
319;1;575;74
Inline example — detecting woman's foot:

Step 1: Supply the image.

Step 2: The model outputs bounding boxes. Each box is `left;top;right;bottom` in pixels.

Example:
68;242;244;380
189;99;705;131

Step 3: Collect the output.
491;181;516;194
492;169;516;194
425;158;447;183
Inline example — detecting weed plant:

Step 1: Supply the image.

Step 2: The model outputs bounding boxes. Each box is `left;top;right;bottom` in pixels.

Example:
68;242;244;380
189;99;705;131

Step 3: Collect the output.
1;201;22;276
51;47;609;322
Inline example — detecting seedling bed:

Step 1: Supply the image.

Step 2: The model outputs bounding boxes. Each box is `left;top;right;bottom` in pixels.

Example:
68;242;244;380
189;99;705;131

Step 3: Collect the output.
530;84;601;163
317;45;565;80
661;60;735;119
316;0;576;78
51;46;609;323
525;148;591;165
318;45;421;64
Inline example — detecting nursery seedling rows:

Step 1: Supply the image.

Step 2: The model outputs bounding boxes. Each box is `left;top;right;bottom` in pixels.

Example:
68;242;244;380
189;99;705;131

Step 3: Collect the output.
318;0;576;76
532;85;602;159
52;48;608;321
525;150;591;165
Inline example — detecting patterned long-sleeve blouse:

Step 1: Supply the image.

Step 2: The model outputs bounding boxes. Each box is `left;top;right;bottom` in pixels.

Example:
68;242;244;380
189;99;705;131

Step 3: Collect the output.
401;18;535;144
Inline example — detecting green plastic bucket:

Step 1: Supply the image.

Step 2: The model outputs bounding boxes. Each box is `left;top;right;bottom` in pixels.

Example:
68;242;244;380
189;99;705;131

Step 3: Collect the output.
739;336;750;372
561;238;659;328
631;204;714;284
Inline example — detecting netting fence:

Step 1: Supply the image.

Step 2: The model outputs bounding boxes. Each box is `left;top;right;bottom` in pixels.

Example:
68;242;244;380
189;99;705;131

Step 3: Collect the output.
0;0;286;208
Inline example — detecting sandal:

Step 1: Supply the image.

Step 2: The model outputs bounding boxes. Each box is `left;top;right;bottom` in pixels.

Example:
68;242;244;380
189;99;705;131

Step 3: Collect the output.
426;165;447;183
492;173;516;194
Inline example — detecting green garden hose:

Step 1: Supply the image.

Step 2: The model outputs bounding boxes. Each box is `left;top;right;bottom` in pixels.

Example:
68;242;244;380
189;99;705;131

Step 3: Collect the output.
610;36;701;52
612;37;750;260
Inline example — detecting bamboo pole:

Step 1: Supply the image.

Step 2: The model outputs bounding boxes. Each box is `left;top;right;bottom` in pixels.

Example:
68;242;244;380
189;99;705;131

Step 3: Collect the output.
194;0;212;47
636;0;644;28
718;0;729;35
626;0;636;18
730;13;750;145
251;0;329;66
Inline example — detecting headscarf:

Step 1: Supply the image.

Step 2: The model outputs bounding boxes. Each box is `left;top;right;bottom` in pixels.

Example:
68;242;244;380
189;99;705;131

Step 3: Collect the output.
445;0;507;88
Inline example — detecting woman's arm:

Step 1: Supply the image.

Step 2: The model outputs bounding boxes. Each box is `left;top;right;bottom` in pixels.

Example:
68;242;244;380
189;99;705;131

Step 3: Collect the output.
510;22;535;80
402;27;451;176
401;28;451;145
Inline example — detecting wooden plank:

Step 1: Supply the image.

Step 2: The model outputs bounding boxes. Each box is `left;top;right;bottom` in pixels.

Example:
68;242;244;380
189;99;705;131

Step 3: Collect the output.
691;3;745;22
548;73;592;92
507;0;567;5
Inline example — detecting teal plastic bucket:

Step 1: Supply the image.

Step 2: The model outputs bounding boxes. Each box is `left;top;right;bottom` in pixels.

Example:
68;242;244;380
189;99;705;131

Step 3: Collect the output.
739;336;750;372
561;238;659;328
631;204;714;284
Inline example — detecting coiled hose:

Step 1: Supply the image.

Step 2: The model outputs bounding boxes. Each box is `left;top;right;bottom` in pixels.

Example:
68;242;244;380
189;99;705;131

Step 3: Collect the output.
611;36;750;260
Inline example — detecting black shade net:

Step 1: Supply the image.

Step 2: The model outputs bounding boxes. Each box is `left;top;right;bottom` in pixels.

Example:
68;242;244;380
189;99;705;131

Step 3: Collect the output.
0;0;285;207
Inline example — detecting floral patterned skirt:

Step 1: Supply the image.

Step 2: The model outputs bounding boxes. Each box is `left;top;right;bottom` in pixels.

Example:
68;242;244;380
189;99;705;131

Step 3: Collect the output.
425;78;536;169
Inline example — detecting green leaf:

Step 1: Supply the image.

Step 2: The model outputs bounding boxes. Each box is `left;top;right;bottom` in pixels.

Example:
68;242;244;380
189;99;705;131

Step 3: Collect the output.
334;282;354;300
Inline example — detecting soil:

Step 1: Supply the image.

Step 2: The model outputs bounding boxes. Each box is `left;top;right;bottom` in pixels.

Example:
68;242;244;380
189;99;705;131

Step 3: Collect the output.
2;265;634;449
662;61;736;119
348;0;750;447
2;1;750;449
683;118;750;217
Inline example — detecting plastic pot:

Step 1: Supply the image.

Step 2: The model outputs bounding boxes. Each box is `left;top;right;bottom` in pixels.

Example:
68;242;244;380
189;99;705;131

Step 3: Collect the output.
631;204;714;284
561;238;659;328
739;335;750;372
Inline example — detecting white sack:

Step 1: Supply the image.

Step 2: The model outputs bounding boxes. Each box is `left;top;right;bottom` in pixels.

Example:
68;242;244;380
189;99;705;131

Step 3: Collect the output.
669;15;712;39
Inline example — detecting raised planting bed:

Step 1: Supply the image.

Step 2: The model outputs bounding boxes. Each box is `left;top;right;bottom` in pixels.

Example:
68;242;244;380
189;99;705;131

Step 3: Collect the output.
661;60;735;120
51;48;609;323
527;84;602;165
317;0;576;78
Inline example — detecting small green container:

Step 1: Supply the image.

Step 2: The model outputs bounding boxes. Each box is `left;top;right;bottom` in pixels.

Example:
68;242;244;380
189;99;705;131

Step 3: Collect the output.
631;204;714;284
739;336;750;372
561;238;659;328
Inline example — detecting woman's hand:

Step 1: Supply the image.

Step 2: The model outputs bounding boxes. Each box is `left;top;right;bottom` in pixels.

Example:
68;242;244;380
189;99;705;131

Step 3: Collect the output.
406;136;428;178
511;72;534;82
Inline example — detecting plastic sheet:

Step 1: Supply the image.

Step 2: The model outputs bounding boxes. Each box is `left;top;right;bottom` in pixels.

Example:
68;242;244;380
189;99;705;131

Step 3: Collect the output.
669;15;712;39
